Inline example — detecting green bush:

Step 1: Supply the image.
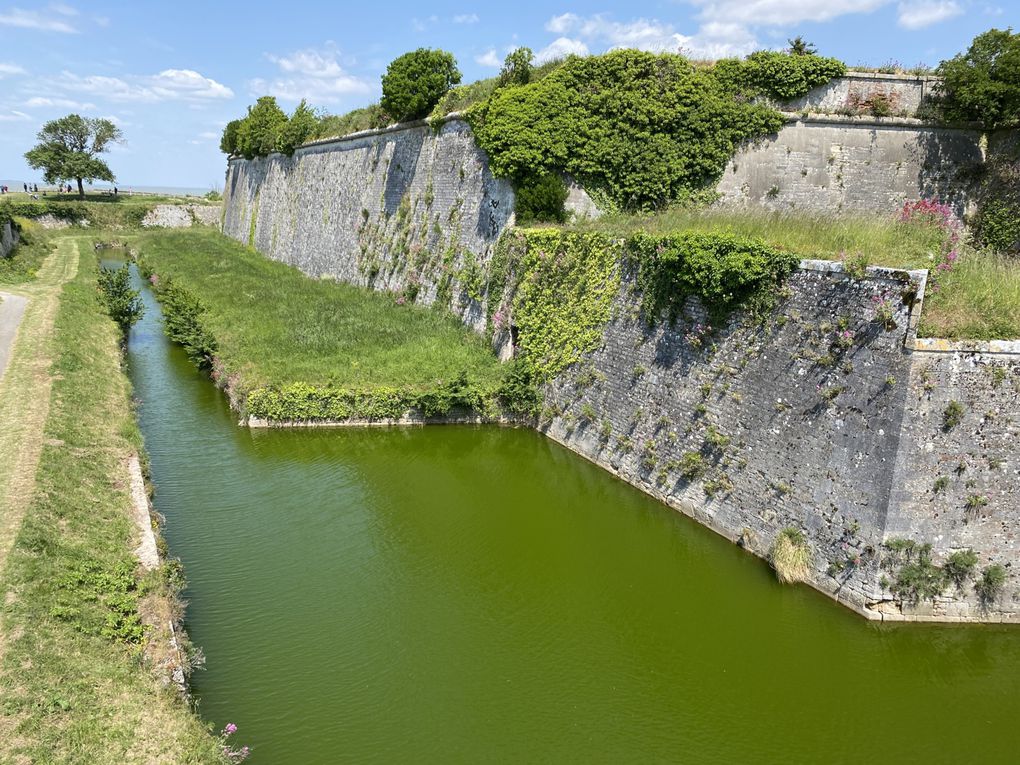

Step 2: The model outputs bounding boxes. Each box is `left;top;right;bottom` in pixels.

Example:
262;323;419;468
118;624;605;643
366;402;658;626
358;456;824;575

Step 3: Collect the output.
977;198;1020;253
220;118;242;155
975;564;1007;606
277;99;318;156
145;271;217;367
498;47;534;88
935;28;1020;129
97;264;144;335
628;230;800;324
468;49;842;211
236;96;288;159
944;549;979;587
381;48;461;122
514;173;568;224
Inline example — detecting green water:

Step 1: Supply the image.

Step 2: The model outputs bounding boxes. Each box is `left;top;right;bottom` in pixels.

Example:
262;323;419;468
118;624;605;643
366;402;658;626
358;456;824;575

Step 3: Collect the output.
124;272;1020;763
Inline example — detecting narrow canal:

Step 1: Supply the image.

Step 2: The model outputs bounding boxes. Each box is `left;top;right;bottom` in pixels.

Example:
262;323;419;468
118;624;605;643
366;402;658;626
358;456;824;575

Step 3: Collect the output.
124;267;1020;763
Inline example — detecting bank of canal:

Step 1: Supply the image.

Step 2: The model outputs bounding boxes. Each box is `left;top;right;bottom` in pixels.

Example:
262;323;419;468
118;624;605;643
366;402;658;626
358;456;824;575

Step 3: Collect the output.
125;268;1020;763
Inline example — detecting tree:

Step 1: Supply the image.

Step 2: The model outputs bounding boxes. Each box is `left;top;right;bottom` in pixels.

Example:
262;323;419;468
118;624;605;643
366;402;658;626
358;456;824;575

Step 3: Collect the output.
220;119;242;155
381;48;461;122
498;47;534;87
236;96;288;159
787;36;817;56
277;100;317;156
24;114;122;198
936;28;1020;129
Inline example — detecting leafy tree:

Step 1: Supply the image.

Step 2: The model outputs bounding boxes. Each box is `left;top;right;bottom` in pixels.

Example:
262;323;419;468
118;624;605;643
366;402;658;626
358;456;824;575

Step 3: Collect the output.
787;36;817;56
98;265;143;335
936;28;1020;128
24;114;122;198
220;119;242;155
277;99;317;156
236;96;288;159
381;48;461;122
498;47;534;87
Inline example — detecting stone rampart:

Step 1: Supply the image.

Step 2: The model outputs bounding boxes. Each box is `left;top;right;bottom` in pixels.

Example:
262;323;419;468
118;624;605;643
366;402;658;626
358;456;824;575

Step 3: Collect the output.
784;71;936;116
717;116;983;215
222;117;514;332
537;260;1020;622
1;219;18;258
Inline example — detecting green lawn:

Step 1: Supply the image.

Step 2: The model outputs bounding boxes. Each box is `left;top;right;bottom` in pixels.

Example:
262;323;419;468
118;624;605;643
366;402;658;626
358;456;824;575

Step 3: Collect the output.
0;237;222;763
137;228;505;395
569;207;1020;340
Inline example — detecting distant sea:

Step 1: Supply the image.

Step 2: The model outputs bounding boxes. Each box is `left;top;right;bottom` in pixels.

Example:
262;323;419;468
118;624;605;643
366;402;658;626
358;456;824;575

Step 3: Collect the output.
0;181;217;197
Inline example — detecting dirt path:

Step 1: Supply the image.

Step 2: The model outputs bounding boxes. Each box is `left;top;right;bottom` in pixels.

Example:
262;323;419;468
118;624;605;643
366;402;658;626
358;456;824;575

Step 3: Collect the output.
0;237;79;587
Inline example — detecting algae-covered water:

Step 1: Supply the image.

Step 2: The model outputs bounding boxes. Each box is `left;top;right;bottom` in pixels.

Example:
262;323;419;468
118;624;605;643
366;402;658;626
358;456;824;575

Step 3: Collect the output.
125;272;1020;763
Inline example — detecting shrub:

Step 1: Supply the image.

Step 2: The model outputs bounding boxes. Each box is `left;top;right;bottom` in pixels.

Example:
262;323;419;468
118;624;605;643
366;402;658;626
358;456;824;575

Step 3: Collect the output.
891;545;946;603
469;49;789;211
236;96;288;159
935;28;1020;129
715;50;846;101
944;549;979;587
975;564;1007;606
381;48;461;122
679;451;705;480
498;47;534;88
276;99;317;156
943;400;965;430
769;528;811;583
220;119;242;155
97;264;143;335
514;173;568;225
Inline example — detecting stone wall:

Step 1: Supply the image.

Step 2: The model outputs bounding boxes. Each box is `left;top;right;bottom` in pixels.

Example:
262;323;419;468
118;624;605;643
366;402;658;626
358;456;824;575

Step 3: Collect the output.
222;117;514;332
1;219;18;258
716;116;983;215
783;71;936;117
537;261;1020;622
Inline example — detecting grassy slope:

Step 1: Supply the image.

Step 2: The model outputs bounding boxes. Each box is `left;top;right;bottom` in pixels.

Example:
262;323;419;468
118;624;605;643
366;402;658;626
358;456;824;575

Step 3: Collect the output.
138;228;504;393
0;221;51;285
0;237;222;764
570;208;1020;340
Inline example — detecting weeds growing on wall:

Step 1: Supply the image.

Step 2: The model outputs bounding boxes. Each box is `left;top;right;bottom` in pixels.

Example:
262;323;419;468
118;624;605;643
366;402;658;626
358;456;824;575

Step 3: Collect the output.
769;528;811;583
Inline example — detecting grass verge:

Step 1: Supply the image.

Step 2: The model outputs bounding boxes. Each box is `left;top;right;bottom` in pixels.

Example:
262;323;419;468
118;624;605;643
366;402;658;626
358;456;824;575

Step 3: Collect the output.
0;238;222;763
569;207;1020;340
136;228;515;420
0;220;52;285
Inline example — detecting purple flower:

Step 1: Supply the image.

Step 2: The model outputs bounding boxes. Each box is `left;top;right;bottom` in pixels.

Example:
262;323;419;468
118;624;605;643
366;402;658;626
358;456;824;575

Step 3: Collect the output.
224;723;237;735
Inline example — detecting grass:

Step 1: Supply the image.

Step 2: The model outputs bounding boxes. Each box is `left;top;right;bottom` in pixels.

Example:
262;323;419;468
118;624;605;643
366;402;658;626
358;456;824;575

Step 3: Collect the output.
569;207;1020;340
769;527;812;583
2;191;216;205
136;228;505;395
0;220;52;284
0;237;222;762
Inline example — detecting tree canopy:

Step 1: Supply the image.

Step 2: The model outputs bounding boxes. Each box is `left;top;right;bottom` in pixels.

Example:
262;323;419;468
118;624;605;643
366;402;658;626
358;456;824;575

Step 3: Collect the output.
936;28;1020;129
24;114;122;197
381;48;461;122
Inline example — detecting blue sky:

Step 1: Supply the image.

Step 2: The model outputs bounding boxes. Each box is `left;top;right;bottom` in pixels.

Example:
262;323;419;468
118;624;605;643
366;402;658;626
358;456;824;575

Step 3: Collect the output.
0;1;1014;188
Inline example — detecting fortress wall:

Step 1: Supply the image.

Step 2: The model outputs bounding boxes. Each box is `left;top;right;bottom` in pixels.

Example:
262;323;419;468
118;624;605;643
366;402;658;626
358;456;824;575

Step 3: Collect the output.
222;118;514;332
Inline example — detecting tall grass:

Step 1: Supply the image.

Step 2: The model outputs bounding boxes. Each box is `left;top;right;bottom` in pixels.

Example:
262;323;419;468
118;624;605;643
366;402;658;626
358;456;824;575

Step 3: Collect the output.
137;229;504;394
769;528;812;584
571;207;1020;340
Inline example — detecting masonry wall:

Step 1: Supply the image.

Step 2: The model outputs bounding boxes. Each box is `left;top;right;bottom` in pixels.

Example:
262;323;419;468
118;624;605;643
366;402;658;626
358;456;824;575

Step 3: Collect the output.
784;71;936;117
222;117;514;332
716;116;984;215
537;263;1020;622
1;220;18;258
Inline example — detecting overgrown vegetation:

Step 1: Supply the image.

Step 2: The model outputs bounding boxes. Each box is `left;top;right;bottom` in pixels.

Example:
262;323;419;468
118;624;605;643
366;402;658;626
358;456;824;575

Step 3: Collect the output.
137;229;521;421
0;238;223;762
98;264;144;335
769;527;811;583
935;28;1020;129
0;217;49;284
381;48;461;122
220;96;320;158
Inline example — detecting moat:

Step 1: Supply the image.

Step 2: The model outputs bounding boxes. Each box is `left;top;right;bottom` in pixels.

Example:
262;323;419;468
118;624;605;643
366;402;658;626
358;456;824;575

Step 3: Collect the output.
115;268;1020;762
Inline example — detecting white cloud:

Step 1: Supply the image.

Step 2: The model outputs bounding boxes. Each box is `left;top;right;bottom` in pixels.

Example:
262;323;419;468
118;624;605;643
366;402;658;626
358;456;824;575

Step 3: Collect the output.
0;62;25;77
0;110;30;121
53;69;233;103
49;2;78;15
24;96;96;109
535;37;590;64
453;13;479;24
197;130;219;139
475;49;502;68
688;0;890;26
0;6;78;32
541;13;757;60
150;69;233;99
251;44;370;103
897;0;962;28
